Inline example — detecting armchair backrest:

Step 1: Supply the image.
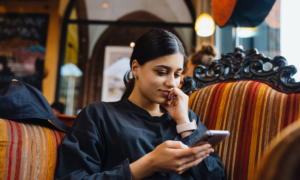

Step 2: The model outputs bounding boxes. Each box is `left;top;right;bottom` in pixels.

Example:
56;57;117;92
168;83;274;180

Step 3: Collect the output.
186;48;300;180
189;80;300;180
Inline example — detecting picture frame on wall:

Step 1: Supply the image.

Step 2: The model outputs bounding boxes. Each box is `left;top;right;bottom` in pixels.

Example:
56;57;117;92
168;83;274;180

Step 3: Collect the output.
101;46;133;102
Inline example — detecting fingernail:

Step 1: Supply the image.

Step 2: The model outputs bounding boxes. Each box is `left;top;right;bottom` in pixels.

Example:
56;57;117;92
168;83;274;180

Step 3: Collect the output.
183;144;188;149
206;144;211;148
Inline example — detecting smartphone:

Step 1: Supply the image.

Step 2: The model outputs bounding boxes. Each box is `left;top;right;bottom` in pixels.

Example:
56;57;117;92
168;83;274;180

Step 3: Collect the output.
190;130;230;148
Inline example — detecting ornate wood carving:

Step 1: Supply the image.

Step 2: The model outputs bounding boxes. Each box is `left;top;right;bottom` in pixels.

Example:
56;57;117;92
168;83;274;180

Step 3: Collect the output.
182;48;300;94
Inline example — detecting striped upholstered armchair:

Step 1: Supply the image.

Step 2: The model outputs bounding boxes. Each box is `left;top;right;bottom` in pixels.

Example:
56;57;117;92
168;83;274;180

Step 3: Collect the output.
183;48;300;180
0;119;65;179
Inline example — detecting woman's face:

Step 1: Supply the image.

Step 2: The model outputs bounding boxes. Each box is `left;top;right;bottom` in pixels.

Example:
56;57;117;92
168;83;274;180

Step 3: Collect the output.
134;53;184;105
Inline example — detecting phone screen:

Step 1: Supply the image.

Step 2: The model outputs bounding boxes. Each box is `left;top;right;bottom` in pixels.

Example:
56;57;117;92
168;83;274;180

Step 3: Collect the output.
190;130;230;148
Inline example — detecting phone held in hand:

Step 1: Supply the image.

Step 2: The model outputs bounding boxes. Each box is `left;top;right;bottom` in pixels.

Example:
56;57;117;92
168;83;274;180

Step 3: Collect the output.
190;130;230;148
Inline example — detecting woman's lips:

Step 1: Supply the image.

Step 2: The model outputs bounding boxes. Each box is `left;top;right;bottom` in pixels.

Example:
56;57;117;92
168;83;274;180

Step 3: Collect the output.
159;90;170;96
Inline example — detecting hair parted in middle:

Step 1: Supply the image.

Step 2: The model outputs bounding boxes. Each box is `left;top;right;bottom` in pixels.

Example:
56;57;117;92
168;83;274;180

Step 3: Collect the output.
121;29;186;100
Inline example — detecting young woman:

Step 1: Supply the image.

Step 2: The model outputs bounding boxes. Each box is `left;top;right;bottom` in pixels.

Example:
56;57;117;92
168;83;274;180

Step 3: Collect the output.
55;29;225;180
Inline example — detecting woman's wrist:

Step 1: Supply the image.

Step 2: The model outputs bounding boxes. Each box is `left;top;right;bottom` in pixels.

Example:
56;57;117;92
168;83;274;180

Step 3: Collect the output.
177;119;197;138
181;130;194;138
175;116;190;125
130;153;155;180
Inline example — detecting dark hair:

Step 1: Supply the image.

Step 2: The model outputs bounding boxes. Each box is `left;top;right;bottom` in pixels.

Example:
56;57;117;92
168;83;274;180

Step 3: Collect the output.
121;29;186;100
190;44;217;66
51;101;65;114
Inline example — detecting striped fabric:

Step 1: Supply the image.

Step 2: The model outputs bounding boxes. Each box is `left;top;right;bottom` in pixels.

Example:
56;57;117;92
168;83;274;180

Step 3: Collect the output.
0;119;65;180
188;80;300;180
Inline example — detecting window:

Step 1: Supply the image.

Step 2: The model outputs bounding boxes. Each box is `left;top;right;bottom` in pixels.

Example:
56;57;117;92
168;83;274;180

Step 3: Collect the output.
216;0;300;81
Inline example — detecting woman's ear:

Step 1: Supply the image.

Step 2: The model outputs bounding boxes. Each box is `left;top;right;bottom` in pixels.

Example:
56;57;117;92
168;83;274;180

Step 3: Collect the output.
131;60;140;77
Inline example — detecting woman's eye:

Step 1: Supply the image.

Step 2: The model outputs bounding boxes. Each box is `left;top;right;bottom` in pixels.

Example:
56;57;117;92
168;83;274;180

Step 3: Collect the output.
175;74;181;78
157;71;167;75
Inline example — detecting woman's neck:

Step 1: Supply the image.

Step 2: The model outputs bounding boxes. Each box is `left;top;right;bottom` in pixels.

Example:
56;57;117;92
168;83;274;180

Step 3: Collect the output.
128;88;164;117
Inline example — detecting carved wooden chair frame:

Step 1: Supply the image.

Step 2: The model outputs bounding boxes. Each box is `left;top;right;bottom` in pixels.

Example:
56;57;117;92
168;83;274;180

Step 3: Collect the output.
182;48;300;94
124;47;300;94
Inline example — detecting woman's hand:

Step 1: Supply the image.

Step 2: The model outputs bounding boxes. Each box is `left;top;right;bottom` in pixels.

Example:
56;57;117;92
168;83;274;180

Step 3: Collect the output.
130;141;214;179
161;87;189;125
149;141;214;175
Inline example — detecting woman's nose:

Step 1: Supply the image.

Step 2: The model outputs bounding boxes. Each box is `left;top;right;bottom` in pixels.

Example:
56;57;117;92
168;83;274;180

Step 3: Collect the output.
166;75;176;87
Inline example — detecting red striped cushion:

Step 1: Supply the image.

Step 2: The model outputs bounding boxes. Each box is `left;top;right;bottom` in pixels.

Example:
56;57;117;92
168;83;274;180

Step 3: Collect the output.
0;119;65;180
188;81;300;180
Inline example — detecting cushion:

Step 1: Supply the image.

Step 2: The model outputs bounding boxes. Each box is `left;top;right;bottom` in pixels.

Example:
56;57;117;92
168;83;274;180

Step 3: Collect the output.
188;80;300;180
0;119;65;180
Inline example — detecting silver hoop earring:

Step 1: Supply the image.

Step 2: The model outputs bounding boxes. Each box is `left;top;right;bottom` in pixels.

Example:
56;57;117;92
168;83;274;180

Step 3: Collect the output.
134;76;137;79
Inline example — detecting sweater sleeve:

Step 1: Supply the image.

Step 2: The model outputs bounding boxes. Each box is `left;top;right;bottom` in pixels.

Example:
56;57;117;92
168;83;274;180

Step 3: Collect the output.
55;107;132;180
179;111;226;180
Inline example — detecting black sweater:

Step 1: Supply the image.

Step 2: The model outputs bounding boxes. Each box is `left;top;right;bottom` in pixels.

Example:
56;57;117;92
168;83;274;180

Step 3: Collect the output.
55;98;225;180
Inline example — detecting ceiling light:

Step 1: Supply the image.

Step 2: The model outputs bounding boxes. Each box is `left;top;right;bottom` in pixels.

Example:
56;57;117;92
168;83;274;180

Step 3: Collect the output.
130;42;135;48
102;3;109;8
195;13;215;37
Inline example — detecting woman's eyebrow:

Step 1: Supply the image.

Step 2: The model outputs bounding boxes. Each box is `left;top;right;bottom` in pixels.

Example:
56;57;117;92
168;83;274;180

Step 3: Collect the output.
155;65;183;71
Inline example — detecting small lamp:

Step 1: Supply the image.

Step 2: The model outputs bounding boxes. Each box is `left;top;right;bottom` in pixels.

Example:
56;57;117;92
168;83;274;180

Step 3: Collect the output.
195;13;215;37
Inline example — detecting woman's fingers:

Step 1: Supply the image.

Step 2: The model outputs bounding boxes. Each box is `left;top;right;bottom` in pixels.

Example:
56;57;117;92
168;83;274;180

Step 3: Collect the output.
179;148;214;164
168;88;184;100
177;144;212;157
167;88;185;106
168;90;174;100
179;154;209;173
172;87;186;99
164;87;188;108
164;140;188;149
166;90;174;105
151;141;214;175
171;147;213;175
